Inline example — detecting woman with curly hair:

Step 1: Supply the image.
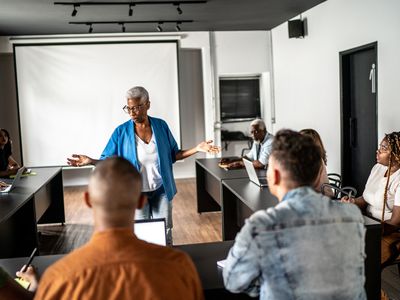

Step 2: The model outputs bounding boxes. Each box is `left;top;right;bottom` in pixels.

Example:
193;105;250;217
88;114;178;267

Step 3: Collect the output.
342;131;400;266
0;128;20;177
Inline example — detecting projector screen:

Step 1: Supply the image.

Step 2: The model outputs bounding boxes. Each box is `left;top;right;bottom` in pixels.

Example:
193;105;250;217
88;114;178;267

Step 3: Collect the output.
14;41;180;167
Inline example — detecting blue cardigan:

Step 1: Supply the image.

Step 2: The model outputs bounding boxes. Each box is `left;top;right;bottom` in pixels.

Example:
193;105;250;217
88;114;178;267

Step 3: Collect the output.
100;116;179;201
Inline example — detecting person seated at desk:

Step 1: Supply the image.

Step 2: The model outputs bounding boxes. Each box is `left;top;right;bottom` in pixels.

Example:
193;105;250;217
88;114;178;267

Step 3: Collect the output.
0;128;21;177
300;128;333;197
342;131;400;266
223;129;366;300
19;157;204;300
221;119;273;170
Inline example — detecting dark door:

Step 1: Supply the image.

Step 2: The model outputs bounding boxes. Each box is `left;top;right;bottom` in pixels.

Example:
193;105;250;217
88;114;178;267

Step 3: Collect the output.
340;42;377;195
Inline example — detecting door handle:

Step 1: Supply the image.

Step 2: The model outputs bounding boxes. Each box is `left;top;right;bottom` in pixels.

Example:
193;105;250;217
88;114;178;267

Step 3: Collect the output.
369;63;376;94
349;118;357;147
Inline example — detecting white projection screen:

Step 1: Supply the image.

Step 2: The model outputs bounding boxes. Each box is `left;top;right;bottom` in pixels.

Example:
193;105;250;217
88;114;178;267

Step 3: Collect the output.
14;41;181;167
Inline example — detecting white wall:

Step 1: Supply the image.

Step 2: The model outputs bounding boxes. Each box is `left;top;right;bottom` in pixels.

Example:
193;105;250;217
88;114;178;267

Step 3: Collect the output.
0;30;273;184
213;31;273;157
271;0;400;174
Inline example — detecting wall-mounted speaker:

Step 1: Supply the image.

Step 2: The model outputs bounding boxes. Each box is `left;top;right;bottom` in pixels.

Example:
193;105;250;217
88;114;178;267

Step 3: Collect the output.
288;19;304;39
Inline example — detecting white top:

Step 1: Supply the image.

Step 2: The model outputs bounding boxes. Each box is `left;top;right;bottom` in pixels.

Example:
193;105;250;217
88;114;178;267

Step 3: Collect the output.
363;163;400;221
246;132;274;166
135;134;163;192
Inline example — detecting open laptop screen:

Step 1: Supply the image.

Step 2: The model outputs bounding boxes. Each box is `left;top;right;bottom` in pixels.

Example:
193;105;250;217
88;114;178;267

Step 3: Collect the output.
134;218;167;246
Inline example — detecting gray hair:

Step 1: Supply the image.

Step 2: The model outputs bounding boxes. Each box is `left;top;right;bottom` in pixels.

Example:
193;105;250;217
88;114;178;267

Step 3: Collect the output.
250;118;266;131
126;86;149;103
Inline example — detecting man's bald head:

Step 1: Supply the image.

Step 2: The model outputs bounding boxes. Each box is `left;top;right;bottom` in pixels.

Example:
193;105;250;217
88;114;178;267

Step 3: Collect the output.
87;157;142;228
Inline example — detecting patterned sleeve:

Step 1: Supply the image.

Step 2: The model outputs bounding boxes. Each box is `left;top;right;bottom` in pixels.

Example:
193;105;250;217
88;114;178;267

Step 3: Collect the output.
223;217;262;296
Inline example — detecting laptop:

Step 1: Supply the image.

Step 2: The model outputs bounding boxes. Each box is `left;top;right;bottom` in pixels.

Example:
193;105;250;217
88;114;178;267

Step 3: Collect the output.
134;218;167;246
243;158;268;188
0;168;24;193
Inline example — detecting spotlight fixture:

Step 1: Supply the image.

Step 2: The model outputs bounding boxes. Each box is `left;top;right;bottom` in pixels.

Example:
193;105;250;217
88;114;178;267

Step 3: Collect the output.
128;3;134;16
175;21;182;31
70;20;193;33
71;4;79;16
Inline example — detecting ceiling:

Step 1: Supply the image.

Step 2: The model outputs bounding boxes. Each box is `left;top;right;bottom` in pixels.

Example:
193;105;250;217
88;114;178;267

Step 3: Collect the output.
0;0;326;36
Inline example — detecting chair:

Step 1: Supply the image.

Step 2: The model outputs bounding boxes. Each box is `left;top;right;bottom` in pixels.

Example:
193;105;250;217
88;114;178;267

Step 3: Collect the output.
327;173;342;189
321;183;356;200
241;140;253;157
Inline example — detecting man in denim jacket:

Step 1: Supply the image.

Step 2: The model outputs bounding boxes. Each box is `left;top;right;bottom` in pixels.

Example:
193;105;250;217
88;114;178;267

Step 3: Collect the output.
223;129;366;300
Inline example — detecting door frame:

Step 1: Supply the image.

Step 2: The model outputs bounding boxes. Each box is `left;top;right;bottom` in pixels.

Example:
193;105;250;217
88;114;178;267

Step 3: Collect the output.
339;41;378;185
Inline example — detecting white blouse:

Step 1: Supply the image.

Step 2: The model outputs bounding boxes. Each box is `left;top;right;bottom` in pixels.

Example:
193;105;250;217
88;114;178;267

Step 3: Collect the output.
135;134;163;192
363;164;400;221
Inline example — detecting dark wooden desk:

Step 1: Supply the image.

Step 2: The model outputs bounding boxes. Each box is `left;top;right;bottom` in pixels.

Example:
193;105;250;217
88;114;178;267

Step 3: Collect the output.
0;241;251;299
221;178;381;300
0;167;65;258
196;158;249;213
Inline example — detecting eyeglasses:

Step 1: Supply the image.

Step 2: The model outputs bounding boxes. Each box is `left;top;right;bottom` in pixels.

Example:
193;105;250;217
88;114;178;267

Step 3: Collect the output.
123;103;146;114
378;143;390;152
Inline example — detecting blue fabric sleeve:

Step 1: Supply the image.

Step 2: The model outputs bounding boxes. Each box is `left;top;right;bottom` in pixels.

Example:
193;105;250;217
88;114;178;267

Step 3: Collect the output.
258;139;273;165
223;218;261;296
164;122;179;164
100;128;119;160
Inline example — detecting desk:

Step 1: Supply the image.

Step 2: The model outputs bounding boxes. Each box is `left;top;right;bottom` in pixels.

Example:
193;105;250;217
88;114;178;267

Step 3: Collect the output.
196;158;265;214
0;241;251;300
0;167;64;258
222;177;381;300
221;178;278;240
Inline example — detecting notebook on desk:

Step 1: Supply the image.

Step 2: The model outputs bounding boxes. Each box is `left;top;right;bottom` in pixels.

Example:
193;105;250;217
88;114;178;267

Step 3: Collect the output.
243;158;268;188
134;218;167;246
0;168;24;193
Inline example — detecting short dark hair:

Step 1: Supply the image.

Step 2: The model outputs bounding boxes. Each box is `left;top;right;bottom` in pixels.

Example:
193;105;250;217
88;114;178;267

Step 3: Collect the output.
271;129;322;186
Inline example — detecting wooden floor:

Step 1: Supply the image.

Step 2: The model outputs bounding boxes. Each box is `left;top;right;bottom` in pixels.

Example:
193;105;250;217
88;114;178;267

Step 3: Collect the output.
38;178;222;254
38;178;400;299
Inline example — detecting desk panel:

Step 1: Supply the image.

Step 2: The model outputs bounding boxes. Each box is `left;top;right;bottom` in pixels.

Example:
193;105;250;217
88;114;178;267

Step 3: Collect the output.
0;241;251;299
0;167;64;258
195;158;249;214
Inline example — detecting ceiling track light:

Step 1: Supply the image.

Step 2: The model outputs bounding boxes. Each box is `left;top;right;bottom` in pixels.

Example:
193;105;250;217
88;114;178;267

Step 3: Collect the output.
55;1;207;12
71;4;79;16
69;20;193;32
128;3;134;16
175;21;182;31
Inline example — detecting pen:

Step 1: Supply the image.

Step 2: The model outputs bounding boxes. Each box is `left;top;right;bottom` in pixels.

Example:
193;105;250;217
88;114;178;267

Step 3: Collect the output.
21;248;37;272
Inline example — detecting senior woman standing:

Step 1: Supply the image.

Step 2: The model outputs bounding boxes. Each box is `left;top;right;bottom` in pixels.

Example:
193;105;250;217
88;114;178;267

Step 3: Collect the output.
67;86;220;244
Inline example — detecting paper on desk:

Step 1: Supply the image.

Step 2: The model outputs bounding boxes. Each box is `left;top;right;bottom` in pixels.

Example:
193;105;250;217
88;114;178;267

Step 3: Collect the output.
15;277;30;289
10;171;37;178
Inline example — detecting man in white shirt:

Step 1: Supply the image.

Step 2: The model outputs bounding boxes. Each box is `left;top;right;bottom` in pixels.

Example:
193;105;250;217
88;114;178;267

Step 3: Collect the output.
223;119;273;169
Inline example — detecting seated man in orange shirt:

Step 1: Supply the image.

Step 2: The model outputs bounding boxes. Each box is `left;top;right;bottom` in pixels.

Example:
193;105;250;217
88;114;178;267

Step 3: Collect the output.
20;157;204;300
